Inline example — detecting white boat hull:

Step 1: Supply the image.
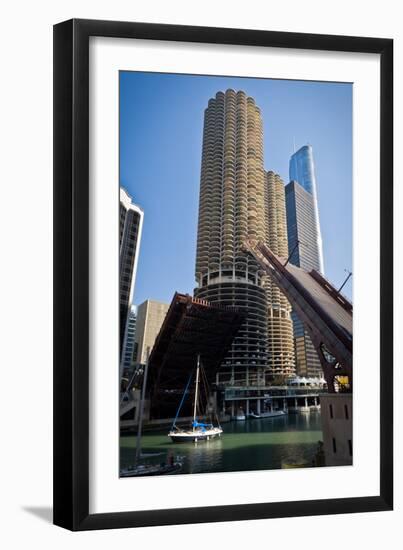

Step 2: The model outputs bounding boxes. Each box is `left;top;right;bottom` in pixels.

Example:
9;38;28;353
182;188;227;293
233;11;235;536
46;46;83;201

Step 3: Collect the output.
169;427;223;443
259;410;287;418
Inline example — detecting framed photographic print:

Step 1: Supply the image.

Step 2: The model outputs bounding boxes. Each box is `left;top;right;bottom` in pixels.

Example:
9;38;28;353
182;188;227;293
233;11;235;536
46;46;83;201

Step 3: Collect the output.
53;19;393;530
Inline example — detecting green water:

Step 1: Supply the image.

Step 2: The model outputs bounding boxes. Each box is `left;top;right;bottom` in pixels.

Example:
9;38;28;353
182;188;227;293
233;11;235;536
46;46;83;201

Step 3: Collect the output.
120;412;323;474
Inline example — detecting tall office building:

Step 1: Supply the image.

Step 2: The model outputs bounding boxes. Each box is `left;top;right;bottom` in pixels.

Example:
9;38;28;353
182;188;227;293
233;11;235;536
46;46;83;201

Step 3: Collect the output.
286;145;324;377
120;187;143;370
289;144;324;272
194;89;295;386
134;300;170;365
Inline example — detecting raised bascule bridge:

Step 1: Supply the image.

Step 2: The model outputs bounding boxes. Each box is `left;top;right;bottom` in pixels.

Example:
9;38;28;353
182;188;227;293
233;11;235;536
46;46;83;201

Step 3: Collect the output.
243;239;352;392
243;239;353;466
147;292;245;421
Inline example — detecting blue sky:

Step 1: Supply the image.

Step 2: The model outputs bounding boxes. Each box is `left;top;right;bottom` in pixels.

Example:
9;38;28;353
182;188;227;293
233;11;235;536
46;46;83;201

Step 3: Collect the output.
120;71;352;305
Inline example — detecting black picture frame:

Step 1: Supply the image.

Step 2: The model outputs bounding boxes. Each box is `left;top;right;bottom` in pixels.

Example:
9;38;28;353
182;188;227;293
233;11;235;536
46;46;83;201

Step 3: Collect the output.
53;18;393;531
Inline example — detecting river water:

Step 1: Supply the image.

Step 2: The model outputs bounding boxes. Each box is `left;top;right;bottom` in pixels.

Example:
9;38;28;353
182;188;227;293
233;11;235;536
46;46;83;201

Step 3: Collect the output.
120;412;324;475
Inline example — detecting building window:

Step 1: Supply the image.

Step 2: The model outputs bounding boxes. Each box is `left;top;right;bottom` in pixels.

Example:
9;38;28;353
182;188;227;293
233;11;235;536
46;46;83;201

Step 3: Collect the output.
344;404;349;420
329;404;333;419
332;437;337;453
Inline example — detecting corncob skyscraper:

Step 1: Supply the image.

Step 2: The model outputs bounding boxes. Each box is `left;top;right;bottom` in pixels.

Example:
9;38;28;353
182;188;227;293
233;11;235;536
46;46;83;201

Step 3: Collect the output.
195;89;295;385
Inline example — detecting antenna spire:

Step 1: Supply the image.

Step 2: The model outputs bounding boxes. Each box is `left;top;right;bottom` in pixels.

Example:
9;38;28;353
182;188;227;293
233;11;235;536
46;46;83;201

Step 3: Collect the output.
338;269;352;293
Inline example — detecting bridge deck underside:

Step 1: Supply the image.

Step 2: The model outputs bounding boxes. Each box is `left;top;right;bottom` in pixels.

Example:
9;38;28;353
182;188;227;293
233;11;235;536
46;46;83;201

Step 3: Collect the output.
148;293;244;418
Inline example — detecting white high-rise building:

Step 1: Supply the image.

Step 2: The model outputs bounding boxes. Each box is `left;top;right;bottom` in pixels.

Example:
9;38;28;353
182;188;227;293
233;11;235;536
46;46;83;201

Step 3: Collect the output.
120;187;143;375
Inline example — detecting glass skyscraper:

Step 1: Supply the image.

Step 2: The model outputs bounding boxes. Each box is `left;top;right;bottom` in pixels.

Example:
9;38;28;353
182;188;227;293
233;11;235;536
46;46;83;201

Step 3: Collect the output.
289;144;324;273
286;145;324;377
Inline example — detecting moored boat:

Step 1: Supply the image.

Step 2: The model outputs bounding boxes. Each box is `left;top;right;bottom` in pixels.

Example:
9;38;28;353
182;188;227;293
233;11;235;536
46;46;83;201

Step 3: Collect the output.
248;408;287;419
121;458;183;477
232;408;246;421
168;354;223;443
169;423;222;443
122;358;184;476
259;409;287;418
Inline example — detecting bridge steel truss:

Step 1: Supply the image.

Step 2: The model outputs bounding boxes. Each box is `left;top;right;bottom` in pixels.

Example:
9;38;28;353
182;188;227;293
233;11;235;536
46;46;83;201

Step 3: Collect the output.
243;239;352;393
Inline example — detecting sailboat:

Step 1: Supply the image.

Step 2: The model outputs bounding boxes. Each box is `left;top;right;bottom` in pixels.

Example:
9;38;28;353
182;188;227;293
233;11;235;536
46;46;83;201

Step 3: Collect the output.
121;360;183;477
120;457;183;477
168;355;223;443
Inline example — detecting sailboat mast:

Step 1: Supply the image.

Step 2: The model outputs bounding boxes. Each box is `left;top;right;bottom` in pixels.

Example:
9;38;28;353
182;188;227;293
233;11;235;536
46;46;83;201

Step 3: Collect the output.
135;359;149;465
193;354;200;429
